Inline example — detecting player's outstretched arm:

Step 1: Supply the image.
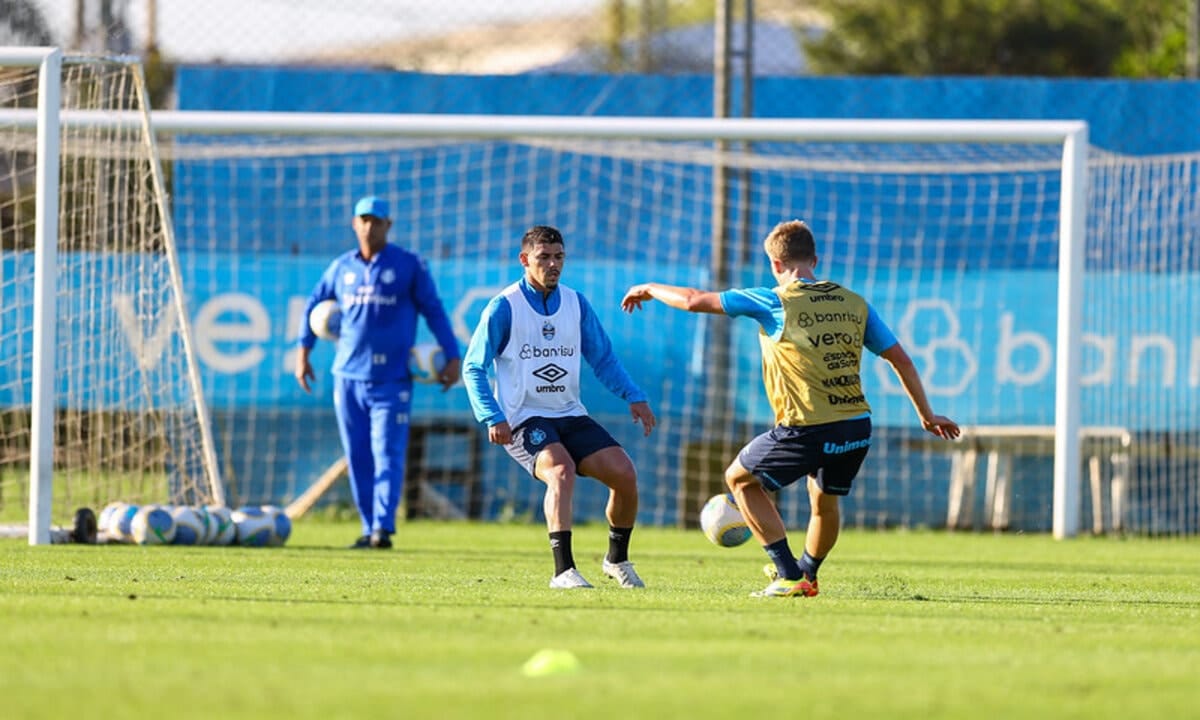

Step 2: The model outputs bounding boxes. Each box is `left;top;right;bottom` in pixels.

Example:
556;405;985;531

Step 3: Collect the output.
621;282;724;314
878;343;961;440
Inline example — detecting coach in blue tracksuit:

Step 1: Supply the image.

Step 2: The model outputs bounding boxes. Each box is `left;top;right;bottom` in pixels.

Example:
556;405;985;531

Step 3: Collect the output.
295;196;461;549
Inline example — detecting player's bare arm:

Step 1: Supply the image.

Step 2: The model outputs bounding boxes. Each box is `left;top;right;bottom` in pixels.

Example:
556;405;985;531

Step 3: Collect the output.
621;282;724;314
878;343;961;440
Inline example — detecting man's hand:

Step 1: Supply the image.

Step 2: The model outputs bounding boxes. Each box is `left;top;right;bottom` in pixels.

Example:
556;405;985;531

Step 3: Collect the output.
922;415;961;440
488;421;513;446
621;284;654;313
295;346;315;393
438;357;462;392
630;401;656;437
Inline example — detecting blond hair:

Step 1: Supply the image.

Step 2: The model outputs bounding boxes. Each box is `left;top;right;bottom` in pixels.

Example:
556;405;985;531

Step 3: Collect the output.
763;220;816;263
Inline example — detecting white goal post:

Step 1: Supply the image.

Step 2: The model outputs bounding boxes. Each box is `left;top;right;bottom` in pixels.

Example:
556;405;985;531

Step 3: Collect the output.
0;49;225;544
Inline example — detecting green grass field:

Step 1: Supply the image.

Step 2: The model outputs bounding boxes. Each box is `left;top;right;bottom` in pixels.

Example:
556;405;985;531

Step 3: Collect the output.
2;521;1197;719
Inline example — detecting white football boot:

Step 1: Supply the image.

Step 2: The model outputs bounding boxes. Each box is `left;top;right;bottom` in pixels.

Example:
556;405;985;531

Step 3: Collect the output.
548;567;594;589
601;560;645;589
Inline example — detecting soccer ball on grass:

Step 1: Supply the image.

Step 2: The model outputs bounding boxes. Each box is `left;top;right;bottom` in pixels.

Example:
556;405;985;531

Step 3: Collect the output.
205;505;237;546
131;505;176;545
699;493;752;548
260;505;293;547
232;506;274;547
170;505;207;545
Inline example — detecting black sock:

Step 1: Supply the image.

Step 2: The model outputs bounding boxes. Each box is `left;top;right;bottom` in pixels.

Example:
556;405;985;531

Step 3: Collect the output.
549;530;575;576
764;538;804;581
798;551;825;582
606;526;633;564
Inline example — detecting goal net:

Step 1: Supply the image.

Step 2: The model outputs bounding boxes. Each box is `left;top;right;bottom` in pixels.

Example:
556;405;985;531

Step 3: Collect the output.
144;114;1197;537
0;51;224;542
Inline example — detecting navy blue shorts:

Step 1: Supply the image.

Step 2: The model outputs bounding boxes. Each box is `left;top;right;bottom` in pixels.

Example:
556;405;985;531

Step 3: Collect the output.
737;417;872;496
506;415;620;477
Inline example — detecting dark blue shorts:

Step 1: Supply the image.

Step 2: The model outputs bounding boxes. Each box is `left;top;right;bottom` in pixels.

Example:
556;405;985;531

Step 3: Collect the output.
737;417;872;496
506;415;620;477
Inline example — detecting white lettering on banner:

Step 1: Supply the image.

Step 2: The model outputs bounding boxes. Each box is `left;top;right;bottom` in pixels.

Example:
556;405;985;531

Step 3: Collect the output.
1192;338;1200;387
1081;333;1116;386
113;293;178;371
281;296;307;372
1130;335;1176;387
451;287;504;345
874;299;1200;396
192;293;270;373
875;299;976;396
108;289;1200;395
997;313;1053;386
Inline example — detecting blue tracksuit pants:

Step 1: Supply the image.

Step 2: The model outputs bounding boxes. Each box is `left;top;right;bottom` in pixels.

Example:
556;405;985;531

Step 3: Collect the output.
333;376;412;535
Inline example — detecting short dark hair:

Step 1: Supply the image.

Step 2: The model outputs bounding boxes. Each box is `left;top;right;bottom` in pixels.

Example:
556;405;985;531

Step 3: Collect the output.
522;225;564;250
764;220;815;263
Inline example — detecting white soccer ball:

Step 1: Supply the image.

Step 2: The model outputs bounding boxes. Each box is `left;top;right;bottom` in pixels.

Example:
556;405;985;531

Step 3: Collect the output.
409;342;447;384
192;505;217;545
98;502;125;535
131;505;176;545
232;506;274;547
105;502;139;543
699;493;752;548
205;505;237;546
170;506;207;546
260;505;293;547
308;298;342;341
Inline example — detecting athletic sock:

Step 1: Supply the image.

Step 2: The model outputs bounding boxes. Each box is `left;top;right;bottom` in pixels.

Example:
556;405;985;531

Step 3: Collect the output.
764;538;804;581
606;526;633;564
549;530;575;576
798;551;825;582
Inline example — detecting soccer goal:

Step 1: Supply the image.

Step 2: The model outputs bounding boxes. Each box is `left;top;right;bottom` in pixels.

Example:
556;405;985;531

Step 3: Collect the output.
144;110;1119;538
5;61;1196;538
0;49;225;544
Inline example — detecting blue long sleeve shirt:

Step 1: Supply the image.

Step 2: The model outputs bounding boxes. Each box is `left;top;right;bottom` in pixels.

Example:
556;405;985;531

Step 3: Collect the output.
297;243;459;382
463;277;647;426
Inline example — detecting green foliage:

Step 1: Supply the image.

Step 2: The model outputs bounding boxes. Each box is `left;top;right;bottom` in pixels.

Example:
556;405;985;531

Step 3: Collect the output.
804;0;1190;77
2;522;1197;719
1109;0;1193;77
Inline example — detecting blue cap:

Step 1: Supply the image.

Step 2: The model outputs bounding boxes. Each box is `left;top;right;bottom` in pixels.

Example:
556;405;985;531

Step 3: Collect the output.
353;196;390;220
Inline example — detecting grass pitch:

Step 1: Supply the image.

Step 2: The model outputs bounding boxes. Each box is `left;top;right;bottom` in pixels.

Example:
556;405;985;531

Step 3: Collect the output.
1;521;1196;719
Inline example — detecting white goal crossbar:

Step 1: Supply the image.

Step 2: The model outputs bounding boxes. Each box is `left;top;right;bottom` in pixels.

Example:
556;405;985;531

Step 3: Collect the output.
0;71;1089;537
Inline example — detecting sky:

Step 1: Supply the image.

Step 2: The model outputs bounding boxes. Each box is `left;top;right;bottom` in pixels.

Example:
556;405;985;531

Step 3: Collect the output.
31;0;603;63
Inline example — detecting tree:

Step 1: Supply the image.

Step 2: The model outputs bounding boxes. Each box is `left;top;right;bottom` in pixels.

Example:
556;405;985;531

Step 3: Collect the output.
1109;0;1193;77
802;0;1141;77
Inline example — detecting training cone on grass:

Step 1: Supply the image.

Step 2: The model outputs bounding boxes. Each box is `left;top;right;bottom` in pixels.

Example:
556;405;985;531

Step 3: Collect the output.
521;649;580;677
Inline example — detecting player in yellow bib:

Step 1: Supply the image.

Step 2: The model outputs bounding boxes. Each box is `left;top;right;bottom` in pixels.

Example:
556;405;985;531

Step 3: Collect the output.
622;219;960;598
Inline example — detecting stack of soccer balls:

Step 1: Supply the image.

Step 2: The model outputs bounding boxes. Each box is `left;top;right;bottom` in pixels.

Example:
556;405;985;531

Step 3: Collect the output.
97;503;292;547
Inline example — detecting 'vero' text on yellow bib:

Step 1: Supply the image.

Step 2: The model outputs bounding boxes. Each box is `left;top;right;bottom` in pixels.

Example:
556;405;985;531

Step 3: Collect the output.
758;281;872;426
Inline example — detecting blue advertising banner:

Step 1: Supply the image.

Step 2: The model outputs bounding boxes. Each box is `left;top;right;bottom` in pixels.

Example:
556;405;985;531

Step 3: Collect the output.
3;251;1197;431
